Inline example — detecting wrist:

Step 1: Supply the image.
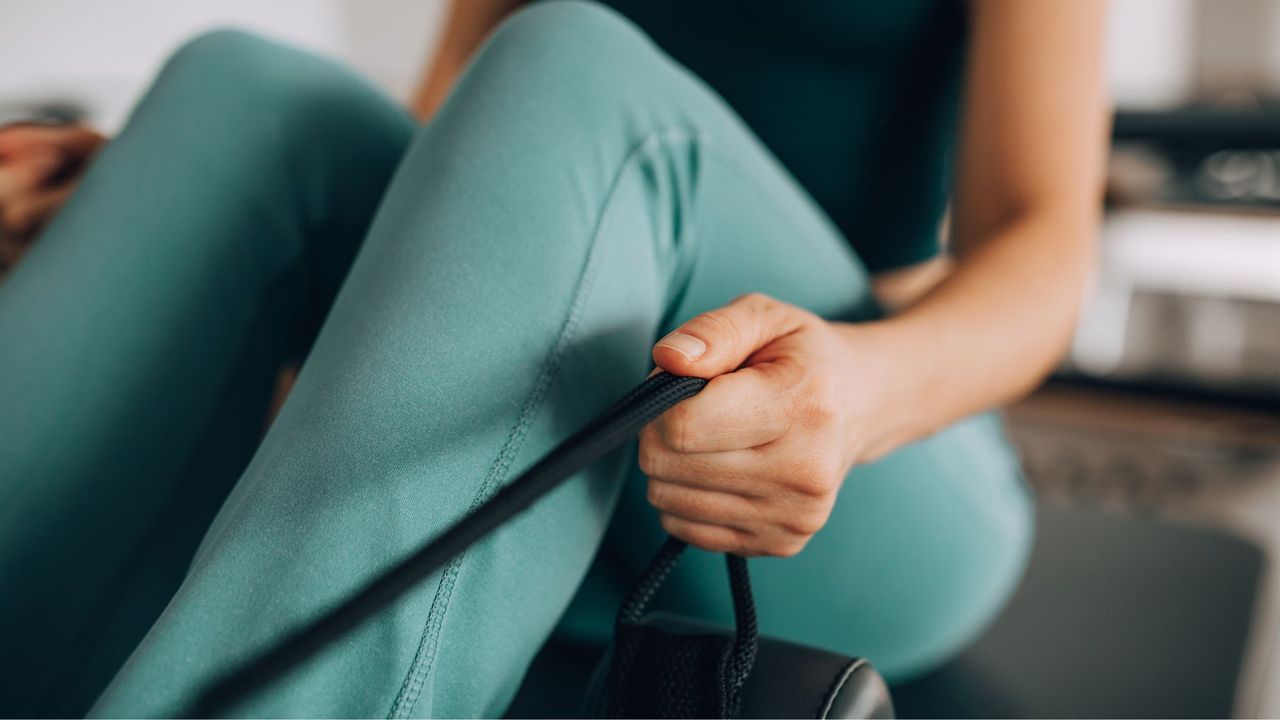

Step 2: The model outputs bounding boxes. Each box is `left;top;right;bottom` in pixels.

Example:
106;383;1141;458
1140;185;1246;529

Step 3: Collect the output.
831;317;941;463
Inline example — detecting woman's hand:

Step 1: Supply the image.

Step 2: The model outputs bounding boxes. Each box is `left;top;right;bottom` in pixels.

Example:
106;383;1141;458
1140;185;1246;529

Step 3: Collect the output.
640;293;892;558
0;123;106;270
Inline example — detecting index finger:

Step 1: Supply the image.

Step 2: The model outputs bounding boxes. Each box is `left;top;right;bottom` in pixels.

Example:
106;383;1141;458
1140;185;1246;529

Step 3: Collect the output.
653;361;800;454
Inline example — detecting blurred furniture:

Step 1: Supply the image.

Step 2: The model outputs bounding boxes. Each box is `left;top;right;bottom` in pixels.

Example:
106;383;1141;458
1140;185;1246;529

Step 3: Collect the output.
1001;381;1280;717
1040;101;1280;715
1078;106;1280;403
892;504;1261;718
1069;204;1280;403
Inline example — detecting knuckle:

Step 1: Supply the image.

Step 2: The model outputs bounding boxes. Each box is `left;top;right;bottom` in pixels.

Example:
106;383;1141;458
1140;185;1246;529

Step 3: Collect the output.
790;304;821;327
660;514;740;554
780;509;826;537
646;481;666;508
789;462;836;500
736;291;775;309
658;513;684;538
658;404;696;453
800;374;840;425
637;437;664;477
653;485;704;520
805;395;839;428
770;537;809;558
694;309;742;351
694;530;739;555
740;293;778;333
650;485;713;523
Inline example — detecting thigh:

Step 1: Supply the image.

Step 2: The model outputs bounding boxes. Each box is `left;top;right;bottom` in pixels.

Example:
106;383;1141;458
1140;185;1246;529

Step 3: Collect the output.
561;49;1034;693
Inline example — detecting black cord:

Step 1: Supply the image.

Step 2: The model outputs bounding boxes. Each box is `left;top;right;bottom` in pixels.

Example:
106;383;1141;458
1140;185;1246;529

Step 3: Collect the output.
722;553;758;718
192;372;708;717
617;536;688;625
615;537;760;718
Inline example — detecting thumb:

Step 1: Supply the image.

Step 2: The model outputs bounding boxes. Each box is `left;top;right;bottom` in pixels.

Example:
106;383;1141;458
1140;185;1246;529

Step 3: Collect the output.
652;293;808;379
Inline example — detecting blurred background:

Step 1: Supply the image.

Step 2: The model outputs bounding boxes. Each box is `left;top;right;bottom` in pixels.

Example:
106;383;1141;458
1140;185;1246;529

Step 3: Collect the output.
3;1;1279;717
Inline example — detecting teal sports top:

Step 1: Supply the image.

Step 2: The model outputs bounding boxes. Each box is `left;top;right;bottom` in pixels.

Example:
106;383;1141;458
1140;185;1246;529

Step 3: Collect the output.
599;0;967;272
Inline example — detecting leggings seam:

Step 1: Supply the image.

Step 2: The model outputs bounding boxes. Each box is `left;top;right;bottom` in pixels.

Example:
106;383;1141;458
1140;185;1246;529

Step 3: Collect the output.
387;127;703;719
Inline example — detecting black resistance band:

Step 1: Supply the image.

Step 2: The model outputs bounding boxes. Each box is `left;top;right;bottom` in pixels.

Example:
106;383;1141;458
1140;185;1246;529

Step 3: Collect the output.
192;372;708;716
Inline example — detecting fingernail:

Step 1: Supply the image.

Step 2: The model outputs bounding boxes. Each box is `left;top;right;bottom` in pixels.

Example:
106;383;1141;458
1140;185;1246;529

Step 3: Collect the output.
657;332;706;360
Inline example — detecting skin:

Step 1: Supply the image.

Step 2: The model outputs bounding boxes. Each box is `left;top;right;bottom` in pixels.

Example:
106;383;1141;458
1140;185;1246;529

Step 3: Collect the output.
0;123;105;276
3;1;1109;558
642;1;1109;557
415;0;1109;557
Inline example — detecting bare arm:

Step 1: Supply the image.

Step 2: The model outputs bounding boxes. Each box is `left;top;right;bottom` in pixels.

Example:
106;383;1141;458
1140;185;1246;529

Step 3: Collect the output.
414;0;1107;457
410;0;524;121
850;0;1110;457
642;0;1109;556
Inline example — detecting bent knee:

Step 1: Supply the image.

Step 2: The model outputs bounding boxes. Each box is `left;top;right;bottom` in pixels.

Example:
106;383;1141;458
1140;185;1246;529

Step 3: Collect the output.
147;28;408;159
471;1;672;98
494;0;642;43
160;28;289;87
157;28;388;122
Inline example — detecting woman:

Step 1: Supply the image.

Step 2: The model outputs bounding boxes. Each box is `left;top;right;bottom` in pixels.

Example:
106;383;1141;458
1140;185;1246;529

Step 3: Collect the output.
0;1;1107;716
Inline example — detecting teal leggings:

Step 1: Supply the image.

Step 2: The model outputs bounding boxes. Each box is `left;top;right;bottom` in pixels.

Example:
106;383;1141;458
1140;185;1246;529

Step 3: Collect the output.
0;3;1032;716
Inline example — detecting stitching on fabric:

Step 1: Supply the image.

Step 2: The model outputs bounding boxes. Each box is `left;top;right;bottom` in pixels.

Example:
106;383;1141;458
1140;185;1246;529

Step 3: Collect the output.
387;127;702;719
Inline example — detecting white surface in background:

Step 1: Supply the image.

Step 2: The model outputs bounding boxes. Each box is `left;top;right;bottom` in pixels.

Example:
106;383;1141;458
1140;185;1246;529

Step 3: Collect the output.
1071;208;1280;380
1104;209;1280;301
0;0;1238;129
0;0;444;132
1105;0;1197;108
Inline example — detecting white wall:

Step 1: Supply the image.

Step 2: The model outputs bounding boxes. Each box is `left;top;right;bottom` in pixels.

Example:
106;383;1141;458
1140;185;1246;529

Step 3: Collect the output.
0;0;445;131
340;0;445;101
1105;0;1197;108
0;0;1276;130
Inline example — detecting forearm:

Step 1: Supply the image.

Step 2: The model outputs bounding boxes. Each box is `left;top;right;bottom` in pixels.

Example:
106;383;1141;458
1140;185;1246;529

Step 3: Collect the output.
838;212;1095;461
411;54;464;121
410;0;524;121
829;0;1109;462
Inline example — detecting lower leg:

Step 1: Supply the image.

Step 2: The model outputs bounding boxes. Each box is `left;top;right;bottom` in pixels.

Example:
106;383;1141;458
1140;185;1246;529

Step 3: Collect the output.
0;30;411;716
